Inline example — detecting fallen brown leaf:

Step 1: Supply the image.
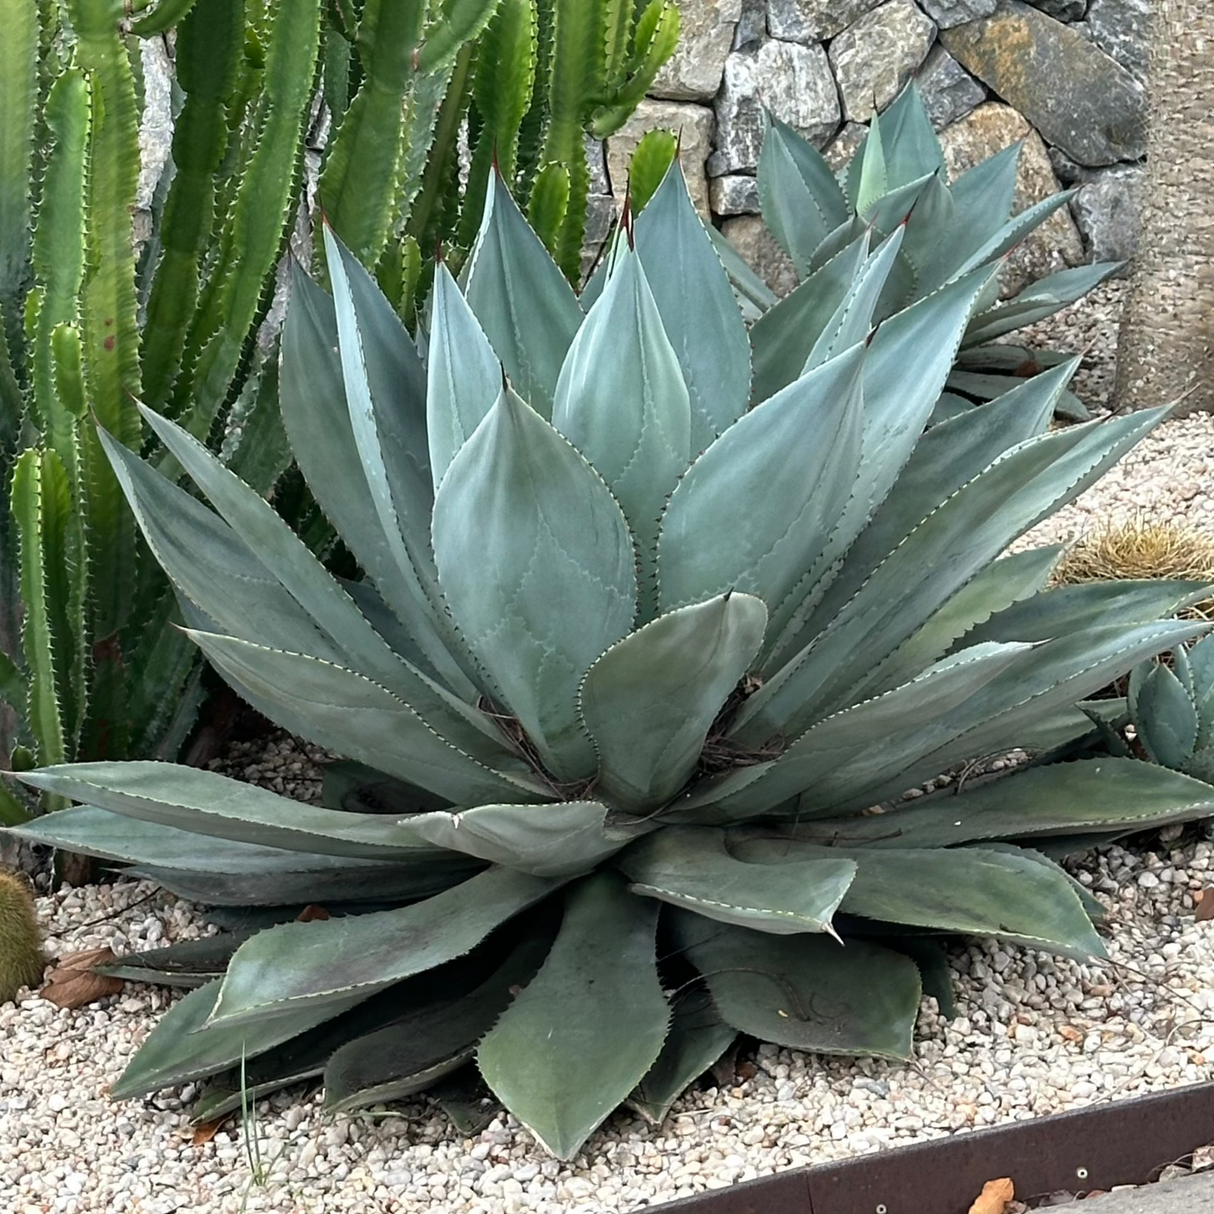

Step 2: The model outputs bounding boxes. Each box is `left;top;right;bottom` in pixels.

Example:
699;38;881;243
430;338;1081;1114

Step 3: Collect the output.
1196;888;1214;921
295;904;330;922
192;1117;225;1146
39;948;125;1010
968;1177;1015;1214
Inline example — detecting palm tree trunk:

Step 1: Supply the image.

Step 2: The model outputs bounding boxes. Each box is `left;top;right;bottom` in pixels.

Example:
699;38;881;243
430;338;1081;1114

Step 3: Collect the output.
1114;1;1214;415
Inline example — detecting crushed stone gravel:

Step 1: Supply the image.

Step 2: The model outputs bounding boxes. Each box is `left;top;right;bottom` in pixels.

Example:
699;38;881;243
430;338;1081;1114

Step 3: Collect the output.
5;281;1214;1214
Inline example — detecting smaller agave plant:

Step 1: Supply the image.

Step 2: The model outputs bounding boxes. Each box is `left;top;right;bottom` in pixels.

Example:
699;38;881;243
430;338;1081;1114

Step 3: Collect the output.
6;163;1214;1161
733;84;1121;420
1086;638;1214;783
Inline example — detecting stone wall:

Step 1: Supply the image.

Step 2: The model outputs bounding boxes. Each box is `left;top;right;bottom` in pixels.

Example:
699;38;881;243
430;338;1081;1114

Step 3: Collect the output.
605;0;1149;291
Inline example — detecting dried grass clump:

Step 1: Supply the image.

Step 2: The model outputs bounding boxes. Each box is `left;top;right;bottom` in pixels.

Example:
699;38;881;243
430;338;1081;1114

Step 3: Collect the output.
1053;517;1214;619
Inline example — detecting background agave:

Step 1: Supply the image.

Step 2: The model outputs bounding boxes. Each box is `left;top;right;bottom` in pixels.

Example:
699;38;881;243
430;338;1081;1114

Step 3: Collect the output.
7;165;1214;1160
732;85;1121;422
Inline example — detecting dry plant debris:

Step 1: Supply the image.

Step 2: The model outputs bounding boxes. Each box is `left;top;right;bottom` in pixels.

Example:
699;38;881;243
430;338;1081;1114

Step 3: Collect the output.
1052;518;1214;618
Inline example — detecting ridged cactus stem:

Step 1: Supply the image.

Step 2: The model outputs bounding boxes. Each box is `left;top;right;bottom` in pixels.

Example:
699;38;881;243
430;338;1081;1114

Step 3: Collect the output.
0;869;42;1003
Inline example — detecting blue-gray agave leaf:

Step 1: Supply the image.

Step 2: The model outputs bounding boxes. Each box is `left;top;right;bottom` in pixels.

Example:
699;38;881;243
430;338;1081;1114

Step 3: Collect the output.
426;260;502;491
552;241;690;616
432;386;638;782
632;163;752;448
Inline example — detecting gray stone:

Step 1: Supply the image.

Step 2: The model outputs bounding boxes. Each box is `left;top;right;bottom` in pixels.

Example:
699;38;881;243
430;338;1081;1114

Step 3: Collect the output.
605;100;716;218
710;174;762;215
651;0;742;101
767;0;883;42
1047;145;1087;185
710;41;840;174
136;38;174;212
829;0;937;123
915;43;987;130
1078;0;1150;80
720;215;799;295
585;135;610;195
581;195;617;282
824;122;869;172
1071;163;1145;264
941;0;1146;167
1028;0;1086;19
917;0;997;29
939;102;1085;293
733;0;767;50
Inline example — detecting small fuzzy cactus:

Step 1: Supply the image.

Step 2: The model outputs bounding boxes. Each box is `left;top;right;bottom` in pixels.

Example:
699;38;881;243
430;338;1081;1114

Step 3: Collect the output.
0;869;43;1003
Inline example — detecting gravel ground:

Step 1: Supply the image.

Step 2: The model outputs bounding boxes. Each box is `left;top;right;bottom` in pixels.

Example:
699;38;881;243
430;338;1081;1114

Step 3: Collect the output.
6;281;1214;1214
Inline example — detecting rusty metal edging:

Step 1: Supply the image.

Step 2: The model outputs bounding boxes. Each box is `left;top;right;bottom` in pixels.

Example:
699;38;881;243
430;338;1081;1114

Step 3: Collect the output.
642;1080;1214;1214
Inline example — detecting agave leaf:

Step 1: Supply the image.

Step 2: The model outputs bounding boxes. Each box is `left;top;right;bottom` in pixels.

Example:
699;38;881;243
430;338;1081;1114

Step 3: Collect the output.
432;387;637;782
279;267;476;701
133;405;426;694
761;266;1000;657
97;935;251;989
183;632;550;806
803;227;904;372
983;841;1108;922
730;839;1104;960
12;762;465;859
1189;635;1214;750
462;171;583;419
1136;664;1199;769
402;801;633;878
579;594;767;812
552;242;690;611
633;162;752;448
101;427;346;663
896;173;954;305
756;113;850;278
800;757;1214;850
682;643;1030;823
765;361;1072;667
618;826;855;935
426;261;502;491
707;226;780;312
955;192;1078;283
131;862;476;907
627;988;736;1125
916;143;1019;294
478;872;668;1160
957;579;1214;648
323;228;478;697
742;407;1171;742
325;930;553;1114
658;344;864;615
877;84;945;189
963;263;1123;347
110;981;348;1100
868;547;1064;694
211;866;559;1027
671;912;920;1059
749;231;870;405
852;110;887;220
797;620;1209;819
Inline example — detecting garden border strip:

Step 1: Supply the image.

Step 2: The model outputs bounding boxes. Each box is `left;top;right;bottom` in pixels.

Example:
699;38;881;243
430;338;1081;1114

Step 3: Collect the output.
642;1079;1214;1214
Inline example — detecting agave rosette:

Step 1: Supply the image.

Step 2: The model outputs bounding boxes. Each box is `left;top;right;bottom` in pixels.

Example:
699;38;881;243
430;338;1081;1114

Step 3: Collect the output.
735;85;1122;421
7;162;1214;1159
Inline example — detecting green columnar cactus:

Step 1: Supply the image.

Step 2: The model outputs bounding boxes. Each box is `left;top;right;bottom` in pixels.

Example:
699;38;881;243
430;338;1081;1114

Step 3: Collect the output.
0;869;43;1003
